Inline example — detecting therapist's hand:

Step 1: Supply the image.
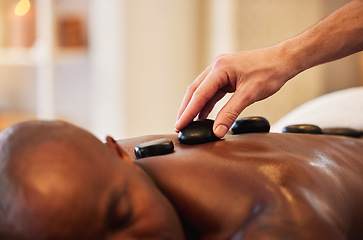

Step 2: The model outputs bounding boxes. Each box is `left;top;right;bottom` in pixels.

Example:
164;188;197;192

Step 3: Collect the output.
175;45;298;138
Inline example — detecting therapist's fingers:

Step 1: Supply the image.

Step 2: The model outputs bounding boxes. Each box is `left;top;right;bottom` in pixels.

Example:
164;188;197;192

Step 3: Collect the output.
175;68;230;132
212;74;287;138
176;65;212;121
197;87;229;120
213;86;253;138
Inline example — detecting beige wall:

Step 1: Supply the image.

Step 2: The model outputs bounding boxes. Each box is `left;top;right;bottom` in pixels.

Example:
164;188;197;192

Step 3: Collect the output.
228;0;360;123
1;0;361;138
117;0;361;137
124;0;200;137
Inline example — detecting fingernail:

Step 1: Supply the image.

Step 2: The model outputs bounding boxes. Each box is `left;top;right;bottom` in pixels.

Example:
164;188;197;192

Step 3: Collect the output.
214;125;228;138
174;120;180;132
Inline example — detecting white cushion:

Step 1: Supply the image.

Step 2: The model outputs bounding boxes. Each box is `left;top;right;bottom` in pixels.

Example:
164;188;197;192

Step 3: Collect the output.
271;87;363;132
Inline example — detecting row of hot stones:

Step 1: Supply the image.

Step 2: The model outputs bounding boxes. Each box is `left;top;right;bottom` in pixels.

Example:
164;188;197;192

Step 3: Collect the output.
134;116;362;159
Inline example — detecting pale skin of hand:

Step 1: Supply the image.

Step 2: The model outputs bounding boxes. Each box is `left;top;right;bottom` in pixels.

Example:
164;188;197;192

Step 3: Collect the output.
175;0;363;138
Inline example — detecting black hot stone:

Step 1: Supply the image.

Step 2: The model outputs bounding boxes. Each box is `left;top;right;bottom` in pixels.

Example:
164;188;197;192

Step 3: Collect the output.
322;127;361;138
282;124;323;134
178;119;220;145
231;116;270;135
134;138;174;159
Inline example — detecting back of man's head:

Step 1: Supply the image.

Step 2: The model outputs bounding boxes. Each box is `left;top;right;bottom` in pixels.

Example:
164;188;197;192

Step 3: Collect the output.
0;120;112;240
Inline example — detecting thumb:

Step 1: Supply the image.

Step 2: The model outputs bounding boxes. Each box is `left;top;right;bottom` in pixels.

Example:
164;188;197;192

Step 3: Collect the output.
213;89;251;138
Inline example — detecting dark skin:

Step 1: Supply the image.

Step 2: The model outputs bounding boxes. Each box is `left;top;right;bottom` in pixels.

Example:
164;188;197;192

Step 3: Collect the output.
119;132;363;239
1;120;363;239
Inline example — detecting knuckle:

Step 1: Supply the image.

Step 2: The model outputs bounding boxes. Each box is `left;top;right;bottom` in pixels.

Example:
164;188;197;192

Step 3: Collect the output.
187;82;198;93
213;54;230;68
193;89;210;104
223;109;240;124
212;55;235;87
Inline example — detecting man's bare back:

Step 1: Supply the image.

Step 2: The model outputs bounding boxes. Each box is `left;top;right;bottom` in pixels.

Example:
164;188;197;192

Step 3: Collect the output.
118;132;363;239
1;120;363;239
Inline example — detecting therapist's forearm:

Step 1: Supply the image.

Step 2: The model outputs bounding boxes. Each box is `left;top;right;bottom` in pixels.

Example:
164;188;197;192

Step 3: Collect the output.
280;0;363;76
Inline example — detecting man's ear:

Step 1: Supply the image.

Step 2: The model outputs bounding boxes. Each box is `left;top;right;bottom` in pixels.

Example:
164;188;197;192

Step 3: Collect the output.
105;136;135;168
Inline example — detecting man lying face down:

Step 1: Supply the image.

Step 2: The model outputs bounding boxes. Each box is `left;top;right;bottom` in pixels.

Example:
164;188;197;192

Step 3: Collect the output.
0;120;363;240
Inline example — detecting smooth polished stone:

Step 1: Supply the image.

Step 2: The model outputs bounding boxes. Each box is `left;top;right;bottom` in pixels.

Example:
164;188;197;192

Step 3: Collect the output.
323;127;361;138
134;138;174;159
282;124;323;134
178;119;220;145
231;116;270;135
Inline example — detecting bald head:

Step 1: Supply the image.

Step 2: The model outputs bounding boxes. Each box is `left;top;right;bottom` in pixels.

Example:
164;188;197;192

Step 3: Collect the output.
0;120;103;159
0;121;122;240
0;120;112;195
0;121;185;240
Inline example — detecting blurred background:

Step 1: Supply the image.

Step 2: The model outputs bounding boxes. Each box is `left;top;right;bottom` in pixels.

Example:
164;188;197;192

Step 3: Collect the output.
0;0;362;139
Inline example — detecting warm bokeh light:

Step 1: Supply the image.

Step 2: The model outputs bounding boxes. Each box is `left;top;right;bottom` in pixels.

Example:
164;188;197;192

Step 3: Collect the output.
14;0;31;16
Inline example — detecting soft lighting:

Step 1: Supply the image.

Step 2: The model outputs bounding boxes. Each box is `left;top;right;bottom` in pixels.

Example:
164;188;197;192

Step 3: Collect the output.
14;0;31;16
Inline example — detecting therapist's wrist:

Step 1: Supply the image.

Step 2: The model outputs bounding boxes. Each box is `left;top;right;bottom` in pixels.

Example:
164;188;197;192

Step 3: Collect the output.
262;41;302;86
276;40;307;81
